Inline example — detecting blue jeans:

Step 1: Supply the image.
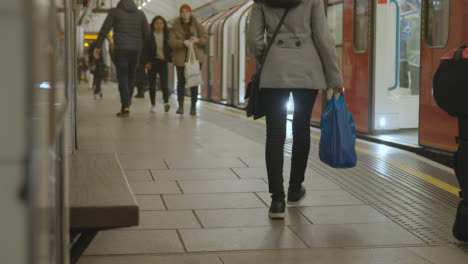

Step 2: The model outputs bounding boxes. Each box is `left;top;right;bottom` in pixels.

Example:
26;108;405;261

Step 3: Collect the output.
262;88;318;201
114;50;139;109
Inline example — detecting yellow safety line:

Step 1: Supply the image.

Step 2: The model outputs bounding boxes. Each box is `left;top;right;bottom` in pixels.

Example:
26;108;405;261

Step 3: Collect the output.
202;104;461;196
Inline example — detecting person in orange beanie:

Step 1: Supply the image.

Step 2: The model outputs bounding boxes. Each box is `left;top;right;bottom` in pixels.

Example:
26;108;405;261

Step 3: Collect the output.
169;3;208;115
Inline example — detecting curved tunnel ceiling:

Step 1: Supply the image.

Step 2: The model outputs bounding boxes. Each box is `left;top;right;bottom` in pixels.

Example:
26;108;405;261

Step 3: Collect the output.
81;0;220;33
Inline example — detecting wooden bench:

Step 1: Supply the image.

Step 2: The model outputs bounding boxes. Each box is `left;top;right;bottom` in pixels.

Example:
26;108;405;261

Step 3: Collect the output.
70;153;139;264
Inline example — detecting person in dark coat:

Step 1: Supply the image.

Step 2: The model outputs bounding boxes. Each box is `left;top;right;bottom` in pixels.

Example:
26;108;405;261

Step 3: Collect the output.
94;0;151;117
248;0;344;219
144;15;172;113
88;42;108;99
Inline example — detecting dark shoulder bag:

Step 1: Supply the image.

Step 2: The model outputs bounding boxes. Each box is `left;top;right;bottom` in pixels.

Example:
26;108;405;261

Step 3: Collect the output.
245;8;290;120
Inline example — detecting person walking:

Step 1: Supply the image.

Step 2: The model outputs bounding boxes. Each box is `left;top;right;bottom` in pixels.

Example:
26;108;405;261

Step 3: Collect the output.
88;42;108;99
94;0;151;117
169;4;208;115
145;15;172;112
247;0;344;219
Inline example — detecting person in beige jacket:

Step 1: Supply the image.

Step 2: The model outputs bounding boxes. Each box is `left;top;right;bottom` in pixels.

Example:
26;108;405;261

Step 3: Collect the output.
169;4;208;115
247;0;344;219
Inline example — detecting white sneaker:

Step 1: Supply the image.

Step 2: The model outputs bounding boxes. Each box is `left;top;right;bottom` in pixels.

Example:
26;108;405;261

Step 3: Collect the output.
150;105;156;112
94;94;99;100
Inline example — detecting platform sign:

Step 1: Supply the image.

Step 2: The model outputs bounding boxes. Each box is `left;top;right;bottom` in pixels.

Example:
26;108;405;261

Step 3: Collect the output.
378;0;388;4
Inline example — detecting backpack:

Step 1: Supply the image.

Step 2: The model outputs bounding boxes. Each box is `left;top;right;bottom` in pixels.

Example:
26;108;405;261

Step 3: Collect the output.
433;45;468;116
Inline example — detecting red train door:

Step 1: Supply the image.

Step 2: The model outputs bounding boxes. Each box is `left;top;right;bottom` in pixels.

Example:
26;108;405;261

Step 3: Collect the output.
342;0;373;133
419;0;468;152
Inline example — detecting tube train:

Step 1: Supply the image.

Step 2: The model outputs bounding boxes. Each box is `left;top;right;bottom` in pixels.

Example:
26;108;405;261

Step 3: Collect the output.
167;0;468;153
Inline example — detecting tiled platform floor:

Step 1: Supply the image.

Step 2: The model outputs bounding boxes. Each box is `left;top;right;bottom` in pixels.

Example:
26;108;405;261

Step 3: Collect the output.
76;84;467;263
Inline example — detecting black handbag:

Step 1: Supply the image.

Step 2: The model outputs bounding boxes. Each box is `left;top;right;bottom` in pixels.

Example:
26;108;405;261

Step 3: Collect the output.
245;8;290;120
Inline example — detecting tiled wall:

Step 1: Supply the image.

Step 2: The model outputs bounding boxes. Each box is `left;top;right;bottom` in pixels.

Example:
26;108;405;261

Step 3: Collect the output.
0;1;28;263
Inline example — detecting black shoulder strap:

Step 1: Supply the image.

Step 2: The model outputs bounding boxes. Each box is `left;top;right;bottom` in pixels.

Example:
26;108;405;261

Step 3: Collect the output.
258;8;290;74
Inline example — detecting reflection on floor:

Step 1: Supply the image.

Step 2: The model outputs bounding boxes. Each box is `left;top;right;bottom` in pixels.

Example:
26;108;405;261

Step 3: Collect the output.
373;129;419;147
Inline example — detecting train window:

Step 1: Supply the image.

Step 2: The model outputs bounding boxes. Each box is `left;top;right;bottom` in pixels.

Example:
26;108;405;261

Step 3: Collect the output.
354;0;369;53
424;0;450;48
327;3;343;46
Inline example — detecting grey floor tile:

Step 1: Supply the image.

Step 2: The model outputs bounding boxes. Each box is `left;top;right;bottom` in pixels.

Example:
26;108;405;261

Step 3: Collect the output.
79;254;222;264
239;156;291;168
289;223;425;247
130;181;181;195
152;168;239;181
125;170;154;182
165;157;246;169
84;230;184;255
195;208;311;228
163;193;266;210
135;195;165;210
408;246;468;264
179;227;307;252
219;247;431;264
257;190;364;207
120;158;167;170
298;205;391;224
178;179;268;194
125;211;200;230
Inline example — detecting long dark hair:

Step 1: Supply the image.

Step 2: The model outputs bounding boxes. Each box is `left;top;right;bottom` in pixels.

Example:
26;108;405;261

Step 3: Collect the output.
254;0;302;8
150;15;169;39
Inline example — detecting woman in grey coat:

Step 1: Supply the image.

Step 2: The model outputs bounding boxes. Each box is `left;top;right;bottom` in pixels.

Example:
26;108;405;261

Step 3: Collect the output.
248;0;344;219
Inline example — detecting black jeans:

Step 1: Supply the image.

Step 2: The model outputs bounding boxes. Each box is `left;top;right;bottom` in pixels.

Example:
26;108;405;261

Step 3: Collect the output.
149;59;169;105
93;74;102;95
114;50;139;109
263;88;319;201
176;65;199;104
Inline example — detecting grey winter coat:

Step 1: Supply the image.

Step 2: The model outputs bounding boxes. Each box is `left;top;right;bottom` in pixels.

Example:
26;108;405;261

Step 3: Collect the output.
247;0;343;90
95;0;151;52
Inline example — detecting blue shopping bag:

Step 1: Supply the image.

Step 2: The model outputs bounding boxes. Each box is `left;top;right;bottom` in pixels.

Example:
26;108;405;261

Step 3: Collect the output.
319;93;357;168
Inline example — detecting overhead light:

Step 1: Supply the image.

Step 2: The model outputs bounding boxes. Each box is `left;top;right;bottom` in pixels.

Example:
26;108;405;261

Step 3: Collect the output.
138;6;141;9
142;2;147;7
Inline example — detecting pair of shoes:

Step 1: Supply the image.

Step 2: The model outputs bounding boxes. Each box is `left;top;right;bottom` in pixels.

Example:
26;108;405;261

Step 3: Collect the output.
135;94;144;98
116;107;130;117
150;105;156;113
190;104;196;115
268;185;307;220
176;104;184;115
453;199;468;242
164;103;171;113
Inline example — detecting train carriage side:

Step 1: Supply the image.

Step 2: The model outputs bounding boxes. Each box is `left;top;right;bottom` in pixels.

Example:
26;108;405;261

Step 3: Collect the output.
225;2;254;106
201;14;223;99
419;0;468;151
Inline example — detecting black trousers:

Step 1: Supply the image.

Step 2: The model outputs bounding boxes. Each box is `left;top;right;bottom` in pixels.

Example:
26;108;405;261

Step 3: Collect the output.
263;88;318;201
149;59;169;105
176;65;199;104
114;50;139;109
93;74;103;95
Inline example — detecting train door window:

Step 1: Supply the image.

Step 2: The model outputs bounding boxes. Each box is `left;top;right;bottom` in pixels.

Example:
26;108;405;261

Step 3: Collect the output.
354;0;369;52
424;0;450;48
327;0;343;68
399;0;422;95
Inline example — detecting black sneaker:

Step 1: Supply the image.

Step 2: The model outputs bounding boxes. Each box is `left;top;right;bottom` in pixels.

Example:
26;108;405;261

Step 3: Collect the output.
269;200;286;219
287;186;306;206
453;199;468;242
116;108;130;117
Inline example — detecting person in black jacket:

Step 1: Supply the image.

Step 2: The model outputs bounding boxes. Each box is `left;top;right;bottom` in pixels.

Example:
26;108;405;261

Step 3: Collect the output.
145;16;172;113
88;42;108;99
94;0;151;117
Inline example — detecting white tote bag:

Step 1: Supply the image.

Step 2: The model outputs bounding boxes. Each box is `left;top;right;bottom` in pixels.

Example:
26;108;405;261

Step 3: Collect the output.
184;45;203;88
